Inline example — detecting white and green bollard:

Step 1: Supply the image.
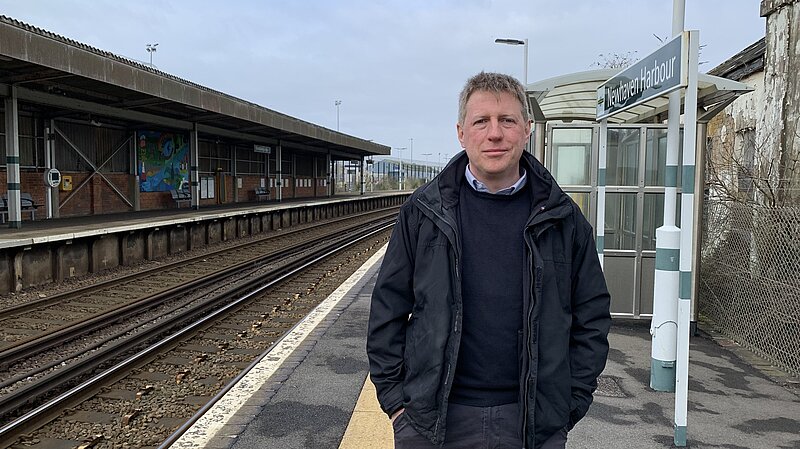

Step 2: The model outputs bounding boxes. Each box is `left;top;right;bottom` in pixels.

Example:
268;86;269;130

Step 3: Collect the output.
651;225;680;391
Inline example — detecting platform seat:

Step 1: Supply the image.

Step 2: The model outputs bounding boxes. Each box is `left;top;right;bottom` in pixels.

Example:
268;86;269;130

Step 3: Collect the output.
170;188;192;208
254;186;270;201
0;192;40;223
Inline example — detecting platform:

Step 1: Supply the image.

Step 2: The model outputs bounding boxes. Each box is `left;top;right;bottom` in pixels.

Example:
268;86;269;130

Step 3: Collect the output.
0;192;407;294
161;243;800;449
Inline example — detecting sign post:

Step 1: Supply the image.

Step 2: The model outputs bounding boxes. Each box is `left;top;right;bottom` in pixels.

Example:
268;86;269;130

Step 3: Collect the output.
596;21;697;447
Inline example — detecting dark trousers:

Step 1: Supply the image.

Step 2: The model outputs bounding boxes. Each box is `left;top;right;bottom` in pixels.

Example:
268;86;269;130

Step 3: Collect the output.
393;403;567;449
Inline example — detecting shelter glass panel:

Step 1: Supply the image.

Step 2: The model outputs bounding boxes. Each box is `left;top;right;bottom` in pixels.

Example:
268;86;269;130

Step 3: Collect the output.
642;193;681;251
604;193;637;250
605;256;636;314
551;128;592;186
607;128;640;186
568;192;590;218
645;128;682;186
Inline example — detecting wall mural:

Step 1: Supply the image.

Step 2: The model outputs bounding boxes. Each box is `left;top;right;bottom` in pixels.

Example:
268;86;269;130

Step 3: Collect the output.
137;131;189;192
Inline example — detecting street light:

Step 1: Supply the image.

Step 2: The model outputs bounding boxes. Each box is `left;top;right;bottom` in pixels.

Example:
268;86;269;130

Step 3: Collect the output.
420;153;432;181
494;38;528;85
395;147;406;190
335;100;342;131
409;137;414;182
146;43;159;67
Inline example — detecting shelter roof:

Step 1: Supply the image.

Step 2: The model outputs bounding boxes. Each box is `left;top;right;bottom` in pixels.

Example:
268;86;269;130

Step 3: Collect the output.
526;67;753;125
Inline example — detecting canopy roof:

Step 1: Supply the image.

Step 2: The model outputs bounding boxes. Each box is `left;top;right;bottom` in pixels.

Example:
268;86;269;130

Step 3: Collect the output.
0;15;389;158
526;68;753;124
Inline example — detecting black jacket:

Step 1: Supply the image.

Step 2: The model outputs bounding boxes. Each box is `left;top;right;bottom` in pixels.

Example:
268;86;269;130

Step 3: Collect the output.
367;151;611;448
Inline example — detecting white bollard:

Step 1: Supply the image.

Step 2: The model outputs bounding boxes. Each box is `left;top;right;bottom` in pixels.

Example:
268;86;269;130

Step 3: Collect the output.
651;225;680;391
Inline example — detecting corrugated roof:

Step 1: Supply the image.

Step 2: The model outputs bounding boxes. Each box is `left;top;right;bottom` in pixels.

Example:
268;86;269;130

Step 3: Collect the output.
0;15;390;157
707;37;765;81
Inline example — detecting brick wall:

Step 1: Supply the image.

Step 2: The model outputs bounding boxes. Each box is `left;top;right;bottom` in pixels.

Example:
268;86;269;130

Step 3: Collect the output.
315;177;329;197
140;191;174;210
238;175;265;202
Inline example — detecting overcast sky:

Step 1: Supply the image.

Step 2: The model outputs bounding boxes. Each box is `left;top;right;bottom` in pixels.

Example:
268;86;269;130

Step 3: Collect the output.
1;1;765;163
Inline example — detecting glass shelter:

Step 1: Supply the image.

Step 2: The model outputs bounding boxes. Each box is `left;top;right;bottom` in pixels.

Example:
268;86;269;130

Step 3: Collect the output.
527;69;751;318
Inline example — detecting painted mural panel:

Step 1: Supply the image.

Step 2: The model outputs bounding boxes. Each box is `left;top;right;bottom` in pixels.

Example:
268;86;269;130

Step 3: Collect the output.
137;131;189;192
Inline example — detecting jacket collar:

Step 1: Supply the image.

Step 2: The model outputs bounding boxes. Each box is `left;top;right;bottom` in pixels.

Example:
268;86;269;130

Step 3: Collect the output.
418;151;573;221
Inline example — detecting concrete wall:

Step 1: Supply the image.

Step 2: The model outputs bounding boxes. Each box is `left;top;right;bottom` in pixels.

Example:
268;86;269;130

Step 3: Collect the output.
706;69;765;202
0;194;409;293
759;0;800;205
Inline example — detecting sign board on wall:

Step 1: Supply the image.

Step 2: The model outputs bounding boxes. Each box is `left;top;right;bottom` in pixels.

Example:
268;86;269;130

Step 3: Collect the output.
596;32;689;120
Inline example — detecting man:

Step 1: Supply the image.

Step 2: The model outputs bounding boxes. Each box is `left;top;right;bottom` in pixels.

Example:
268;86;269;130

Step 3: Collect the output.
367;72;610;449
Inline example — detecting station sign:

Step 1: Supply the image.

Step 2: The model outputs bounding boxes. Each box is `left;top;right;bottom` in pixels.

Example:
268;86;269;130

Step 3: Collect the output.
254;144;271;154
596;32;689;120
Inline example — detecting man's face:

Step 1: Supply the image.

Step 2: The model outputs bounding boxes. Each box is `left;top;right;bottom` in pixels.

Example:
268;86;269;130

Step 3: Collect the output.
457;90;531;189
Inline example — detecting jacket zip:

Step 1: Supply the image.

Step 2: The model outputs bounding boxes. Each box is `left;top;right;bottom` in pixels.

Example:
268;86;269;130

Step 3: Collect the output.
416;197;462;444
520;214;559;447
521;232;536;445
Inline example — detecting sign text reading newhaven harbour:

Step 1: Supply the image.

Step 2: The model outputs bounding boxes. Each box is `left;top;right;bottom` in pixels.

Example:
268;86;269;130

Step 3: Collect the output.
597;33;689;120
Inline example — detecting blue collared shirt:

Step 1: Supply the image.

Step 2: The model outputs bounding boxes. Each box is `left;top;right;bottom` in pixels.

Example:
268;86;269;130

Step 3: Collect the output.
465;165;527;195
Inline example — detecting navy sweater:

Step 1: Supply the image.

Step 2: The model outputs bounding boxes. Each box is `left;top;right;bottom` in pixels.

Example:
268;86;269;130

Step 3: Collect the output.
450;179;532;406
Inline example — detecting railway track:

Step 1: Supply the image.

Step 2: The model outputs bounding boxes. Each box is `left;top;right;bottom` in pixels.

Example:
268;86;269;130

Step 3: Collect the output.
0;207;397;371
0;211;395;449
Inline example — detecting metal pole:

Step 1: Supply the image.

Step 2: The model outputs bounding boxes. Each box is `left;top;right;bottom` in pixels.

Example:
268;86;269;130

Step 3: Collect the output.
651;0;685;394
409;138;414;169
44;124;53;219
399;158;403;191
4;86;22;228
326;150;332;197
523;38;529;85
675;28;699;449
597;119;608;269
191;124;200;209
276;142;282;202
534;121;546;163
335;100;341;131
360;156;365;195
691;122;707;333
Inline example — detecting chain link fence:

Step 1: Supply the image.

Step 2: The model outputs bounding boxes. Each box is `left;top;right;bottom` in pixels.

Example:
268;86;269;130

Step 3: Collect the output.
699;200;800;377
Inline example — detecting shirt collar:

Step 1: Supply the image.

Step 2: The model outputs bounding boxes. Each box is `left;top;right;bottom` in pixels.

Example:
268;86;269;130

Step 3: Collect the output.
465;164;527;195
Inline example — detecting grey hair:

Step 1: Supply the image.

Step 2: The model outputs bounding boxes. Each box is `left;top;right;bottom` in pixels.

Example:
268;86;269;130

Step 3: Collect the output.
457;72;529;125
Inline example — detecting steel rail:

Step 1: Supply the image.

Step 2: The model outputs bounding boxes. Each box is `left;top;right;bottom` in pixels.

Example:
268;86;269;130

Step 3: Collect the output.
0;210;397;370
0;207;398;320
0;218;393;448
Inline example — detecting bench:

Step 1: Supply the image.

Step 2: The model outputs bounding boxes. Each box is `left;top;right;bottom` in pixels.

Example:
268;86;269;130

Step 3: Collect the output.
254;186;270;201
0;192;40;223
170;188;192;208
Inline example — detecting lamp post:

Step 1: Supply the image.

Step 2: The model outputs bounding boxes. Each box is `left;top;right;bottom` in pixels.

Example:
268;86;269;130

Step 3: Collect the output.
420;153;432;181
146;43;159;67
494;38;528;85
335;100;342;131
409;137;414;182
395;147;406;190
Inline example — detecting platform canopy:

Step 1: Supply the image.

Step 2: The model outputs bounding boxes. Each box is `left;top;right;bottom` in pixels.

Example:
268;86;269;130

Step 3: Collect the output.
0;15;389;158
525;68;753;124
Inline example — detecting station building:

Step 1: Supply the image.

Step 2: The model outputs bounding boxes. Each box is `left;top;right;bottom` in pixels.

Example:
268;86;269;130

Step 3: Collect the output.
0;15;389;227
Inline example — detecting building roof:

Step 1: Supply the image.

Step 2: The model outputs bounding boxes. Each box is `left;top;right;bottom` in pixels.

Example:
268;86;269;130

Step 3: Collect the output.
707;37;765;81
0;15;389;158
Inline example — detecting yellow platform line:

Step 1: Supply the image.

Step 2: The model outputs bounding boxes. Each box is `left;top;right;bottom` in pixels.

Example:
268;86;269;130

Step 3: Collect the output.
339;376;393;449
